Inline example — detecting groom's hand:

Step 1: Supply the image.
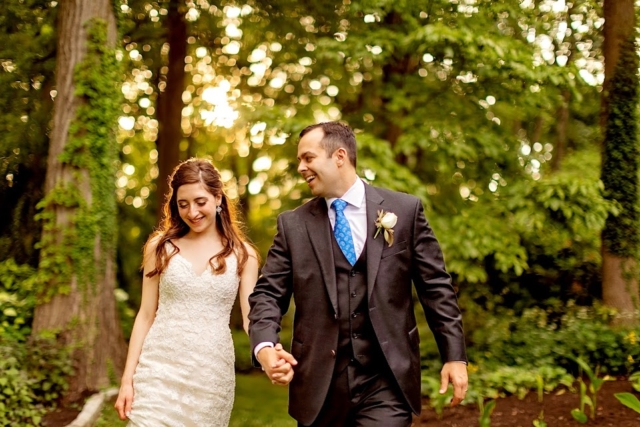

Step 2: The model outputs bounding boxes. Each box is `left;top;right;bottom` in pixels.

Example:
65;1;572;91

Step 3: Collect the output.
257;343;297;386
439;361;468;406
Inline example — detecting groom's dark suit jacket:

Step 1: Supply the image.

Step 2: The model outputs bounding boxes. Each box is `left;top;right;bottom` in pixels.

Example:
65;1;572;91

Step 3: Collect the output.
249;183;466;425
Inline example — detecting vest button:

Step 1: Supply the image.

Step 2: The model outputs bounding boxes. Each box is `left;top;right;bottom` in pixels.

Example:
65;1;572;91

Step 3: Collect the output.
350;270;356;277
350;292;356;298
331;350;336;357
352;333;360;339
351;312;359;318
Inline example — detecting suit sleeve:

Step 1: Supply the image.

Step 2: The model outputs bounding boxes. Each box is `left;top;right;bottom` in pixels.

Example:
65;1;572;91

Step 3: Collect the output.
411;199;467;364
248;213;294;366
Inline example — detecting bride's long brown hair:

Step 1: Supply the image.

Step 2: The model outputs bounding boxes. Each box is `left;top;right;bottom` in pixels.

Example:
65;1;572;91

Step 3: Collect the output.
144;158;253;278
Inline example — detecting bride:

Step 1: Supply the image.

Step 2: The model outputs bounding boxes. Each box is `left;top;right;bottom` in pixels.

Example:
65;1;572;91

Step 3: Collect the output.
114;158;259;426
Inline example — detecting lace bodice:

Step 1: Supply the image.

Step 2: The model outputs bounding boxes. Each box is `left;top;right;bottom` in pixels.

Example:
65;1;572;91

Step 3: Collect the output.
157;252;239;324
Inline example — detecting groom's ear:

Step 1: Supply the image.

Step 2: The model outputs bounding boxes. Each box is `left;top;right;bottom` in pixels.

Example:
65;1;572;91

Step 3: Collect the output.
334;147;348;166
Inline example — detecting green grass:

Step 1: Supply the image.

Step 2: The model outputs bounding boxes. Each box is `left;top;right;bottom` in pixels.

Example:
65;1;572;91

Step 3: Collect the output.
95;401;127;427
230;373;295;427
95;373;295;427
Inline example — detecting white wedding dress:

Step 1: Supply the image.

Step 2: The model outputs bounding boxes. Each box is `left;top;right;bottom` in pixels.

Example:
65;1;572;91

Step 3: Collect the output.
127;252;239;427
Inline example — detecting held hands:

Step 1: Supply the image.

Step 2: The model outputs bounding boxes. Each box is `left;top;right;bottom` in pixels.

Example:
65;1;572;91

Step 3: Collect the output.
439;361;469;406
257;343;298;386
114;380;134;420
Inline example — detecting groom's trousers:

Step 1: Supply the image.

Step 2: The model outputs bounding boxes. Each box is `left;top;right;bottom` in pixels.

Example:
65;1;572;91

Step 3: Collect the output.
298;360;412;427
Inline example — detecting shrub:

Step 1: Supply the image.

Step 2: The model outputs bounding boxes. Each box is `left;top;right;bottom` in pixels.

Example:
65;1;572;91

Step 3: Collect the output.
0;335;73;426
0;258;37;341
467;301;640;376
419;300;640;402
422;364;574;403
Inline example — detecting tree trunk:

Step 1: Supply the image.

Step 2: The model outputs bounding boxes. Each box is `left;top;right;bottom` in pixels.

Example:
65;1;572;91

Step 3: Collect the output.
531;116;544;148
602;255;638;316
601;0;638;320
601;0;635;126
551;90;569;172
155;0;187;222
32;0;125;402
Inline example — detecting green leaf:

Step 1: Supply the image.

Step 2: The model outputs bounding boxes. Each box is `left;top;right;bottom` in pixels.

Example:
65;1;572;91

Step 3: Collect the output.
2;308;17;317
571;409;588;423
614;392;640;414
583;395;593;407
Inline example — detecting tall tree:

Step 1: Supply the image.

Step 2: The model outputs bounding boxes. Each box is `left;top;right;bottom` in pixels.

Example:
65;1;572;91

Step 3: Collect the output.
600;0;639;318
32;0;125;401
155;0;187;221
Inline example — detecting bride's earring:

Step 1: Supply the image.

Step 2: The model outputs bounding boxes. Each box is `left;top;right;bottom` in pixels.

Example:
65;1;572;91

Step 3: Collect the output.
216;205;222;214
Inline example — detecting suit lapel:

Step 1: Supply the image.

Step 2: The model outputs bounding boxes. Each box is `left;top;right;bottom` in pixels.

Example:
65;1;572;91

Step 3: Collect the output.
305;198;338;315
365;184;385;301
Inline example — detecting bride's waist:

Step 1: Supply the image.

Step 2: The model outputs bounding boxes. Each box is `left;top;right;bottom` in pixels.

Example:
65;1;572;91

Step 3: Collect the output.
151;314;231;331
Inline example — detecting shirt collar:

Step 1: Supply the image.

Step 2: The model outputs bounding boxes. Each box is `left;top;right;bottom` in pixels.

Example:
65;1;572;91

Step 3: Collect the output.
325;177;365;210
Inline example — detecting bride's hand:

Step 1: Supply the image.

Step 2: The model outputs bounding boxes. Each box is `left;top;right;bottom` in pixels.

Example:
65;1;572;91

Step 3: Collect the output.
114;381;134;420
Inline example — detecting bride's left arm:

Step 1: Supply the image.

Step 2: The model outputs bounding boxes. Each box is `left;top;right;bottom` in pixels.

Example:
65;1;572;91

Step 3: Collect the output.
239;243;259;334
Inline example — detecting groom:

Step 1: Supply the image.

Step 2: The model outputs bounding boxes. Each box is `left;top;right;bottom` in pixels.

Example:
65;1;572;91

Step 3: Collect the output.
248;122;468;426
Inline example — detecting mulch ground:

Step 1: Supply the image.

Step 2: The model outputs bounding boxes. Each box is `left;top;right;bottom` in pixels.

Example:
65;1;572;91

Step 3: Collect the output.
42;409;80;427
42;390;96;427
415;380;640;427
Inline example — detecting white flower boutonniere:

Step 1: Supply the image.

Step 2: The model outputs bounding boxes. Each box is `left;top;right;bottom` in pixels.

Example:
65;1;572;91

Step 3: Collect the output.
374;210;397;247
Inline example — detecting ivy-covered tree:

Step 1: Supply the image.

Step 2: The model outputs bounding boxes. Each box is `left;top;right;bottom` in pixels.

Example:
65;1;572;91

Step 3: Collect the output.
31;0;125;400
600;0;639;318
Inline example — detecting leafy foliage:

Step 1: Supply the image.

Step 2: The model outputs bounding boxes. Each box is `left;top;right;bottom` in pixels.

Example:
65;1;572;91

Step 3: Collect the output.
441;150;611;302
0;0;56;266
0;259;36;341
418;298;640;401
468;302;640;375
108;0;609;311
0;335;72;426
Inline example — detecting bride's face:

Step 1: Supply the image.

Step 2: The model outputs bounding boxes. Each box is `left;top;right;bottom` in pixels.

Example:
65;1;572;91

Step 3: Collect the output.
176;182;221;233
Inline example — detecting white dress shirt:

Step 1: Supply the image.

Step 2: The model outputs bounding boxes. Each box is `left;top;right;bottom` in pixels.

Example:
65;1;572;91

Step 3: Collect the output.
326;177;367;260
255;177;367;358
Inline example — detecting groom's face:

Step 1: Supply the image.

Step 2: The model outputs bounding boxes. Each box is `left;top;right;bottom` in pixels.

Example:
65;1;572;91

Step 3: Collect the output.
297;128;342;198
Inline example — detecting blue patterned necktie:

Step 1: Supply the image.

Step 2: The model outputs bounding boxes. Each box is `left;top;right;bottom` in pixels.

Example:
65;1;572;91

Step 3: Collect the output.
331;199;356;265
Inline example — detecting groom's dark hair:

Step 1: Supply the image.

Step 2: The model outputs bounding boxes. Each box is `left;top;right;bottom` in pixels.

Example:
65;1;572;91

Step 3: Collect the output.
299;121;357;167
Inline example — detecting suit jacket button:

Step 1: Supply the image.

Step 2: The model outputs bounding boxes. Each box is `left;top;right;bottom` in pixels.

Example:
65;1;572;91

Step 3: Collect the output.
331;350;336;357
334;313;338;319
